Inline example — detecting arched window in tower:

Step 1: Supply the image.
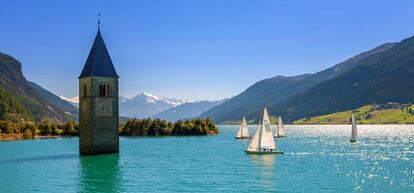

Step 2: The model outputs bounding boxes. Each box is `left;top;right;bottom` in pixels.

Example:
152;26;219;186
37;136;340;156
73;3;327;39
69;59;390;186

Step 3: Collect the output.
99;84;110;97
83;85;87;97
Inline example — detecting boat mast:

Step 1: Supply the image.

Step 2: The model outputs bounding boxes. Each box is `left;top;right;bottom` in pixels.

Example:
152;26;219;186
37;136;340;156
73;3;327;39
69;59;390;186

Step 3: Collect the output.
258;119;262;152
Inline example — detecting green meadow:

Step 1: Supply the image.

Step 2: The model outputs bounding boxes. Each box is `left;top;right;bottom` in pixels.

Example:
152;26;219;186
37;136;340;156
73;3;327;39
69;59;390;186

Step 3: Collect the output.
294;105;414;124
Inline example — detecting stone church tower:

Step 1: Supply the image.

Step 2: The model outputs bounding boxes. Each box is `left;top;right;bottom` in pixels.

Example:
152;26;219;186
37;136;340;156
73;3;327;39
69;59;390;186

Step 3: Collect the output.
79;28;119;155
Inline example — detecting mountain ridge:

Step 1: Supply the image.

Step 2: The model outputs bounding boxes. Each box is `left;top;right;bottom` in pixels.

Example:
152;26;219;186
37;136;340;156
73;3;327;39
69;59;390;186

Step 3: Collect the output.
0;53;70;122
200;42;397;123
152;99;227;122
263;36;414;121
28;82;78;120
119;93;190;118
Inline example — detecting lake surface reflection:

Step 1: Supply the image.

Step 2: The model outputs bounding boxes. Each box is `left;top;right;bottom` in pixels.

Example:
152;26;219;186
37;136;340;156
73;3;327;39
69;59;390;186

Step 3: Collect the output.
0;125;413;192
78;154;122;193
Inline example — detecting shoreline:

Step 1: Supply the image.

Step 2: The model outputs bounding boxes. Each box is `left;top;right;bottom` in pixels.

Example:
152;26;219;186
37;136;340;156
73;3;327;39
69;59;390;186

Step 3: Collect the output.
218;123;414;126
0;132;220;142
0;134;66;141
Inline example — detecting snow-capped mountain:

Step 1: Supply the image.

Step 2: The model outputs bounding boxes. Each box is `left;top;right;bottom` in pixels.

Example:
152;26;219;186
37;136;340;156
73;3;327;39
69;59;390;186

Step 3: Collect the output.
119;96;128;103
138;92;190;105
60;92;193;118
152;99;227;122
60;96;79;107
119;92;190;118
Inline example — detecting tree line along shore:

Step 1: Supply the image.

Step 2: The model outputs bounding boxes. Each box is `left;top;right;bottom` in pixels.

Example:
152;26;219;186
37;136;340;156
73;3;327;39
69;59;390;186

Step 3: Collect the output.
120;117;218;136
0;117;219;141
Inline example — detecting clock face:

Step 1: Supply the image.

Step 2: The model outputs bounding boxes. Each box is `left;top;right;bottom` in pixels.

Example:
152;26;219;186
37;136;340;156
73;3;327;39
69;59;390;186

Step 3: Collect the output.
81;100;88;112
95;98;112;116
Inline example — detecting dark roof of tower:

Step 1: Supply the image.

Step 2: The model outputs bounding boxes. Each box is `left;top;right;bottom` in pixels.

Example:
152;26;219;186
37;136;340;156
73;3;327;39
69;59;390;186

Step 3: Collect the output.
79;30;119;78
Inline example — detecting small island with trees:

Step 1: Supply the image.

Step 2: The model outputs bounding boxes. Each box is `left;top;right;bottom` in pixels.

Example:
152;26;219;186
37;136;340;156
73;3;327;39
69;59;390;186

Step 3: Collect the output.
0;117;219;141
120;117;218;136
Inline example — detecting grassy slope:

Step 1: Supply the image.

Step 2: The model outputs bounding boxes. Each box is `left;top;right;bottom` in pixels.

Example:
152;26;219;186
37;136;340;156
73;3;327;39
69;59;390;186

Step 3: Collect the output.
294;105;414;124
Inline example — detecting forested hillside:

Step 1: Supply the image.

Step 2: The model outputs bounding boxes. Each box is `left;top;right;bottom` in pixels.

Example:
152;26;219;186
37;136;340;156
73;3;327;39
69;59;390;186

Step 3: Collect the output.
0;52;71;122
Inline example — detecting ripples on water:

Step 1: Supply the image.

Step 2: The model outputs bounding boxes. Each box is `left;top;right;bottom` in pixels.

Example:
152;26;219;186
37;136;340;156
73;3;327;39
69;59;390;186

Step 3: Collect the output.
0;125;413;192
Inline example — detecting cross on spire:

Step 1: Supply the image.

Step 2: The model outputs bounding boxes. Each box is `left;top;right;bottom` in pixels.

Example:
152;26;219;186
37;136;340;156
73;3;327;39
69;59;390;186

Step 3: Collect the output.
98;13;101;30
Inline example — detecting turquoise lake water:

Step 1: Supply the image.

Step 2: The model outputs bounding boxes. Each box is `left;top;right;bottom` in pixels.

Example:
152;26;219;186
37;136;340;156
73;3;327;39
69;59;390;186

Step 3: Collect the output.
0;125;413;193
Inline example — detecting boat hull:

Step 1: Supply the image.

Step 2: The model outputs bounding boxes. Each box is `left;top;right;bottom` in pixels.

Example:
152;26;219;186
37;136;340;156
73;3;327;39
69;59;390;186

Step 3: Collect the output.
235;137;250;139
274;135;286;138
245;150;284;154
350;139;357;143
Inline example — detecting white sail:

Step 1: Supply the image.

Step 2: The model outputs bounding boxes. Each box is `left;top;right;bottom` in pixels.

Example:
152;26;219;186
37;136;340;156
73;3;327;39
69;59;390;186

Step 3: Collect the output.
350;114;358;142
236;123;243;138
260;107;276;150
246;123;261;152
241;117;250;138
236;117;249;138
274;116;286;137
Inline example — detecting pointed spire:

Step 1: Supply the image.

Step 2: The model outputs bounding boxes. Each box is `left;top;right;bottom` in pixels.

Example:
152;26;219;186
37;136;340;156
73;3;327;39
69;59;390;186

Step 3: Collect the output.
79;26;119;78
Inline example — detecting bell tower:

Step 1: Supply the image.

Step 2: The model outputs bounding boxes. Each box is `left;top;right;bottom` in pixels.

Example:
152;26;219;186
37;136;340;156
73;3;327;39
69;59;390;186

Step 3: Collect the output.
79;25;119;155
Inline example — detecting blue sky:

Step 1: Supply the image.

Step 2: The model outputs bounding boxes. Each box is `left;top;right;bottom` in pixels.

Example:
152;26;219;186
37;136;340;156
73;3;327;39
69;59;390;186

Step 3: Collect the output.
1;0;414;100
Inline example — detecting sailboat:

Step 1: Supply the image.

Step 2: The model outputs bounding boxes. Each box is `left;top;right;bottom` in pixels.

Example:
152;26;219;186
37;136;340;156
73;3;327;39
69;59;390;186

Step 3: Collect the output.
350;113;358;143
274;116;286;138
245;106;283;154
235;117;250;139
